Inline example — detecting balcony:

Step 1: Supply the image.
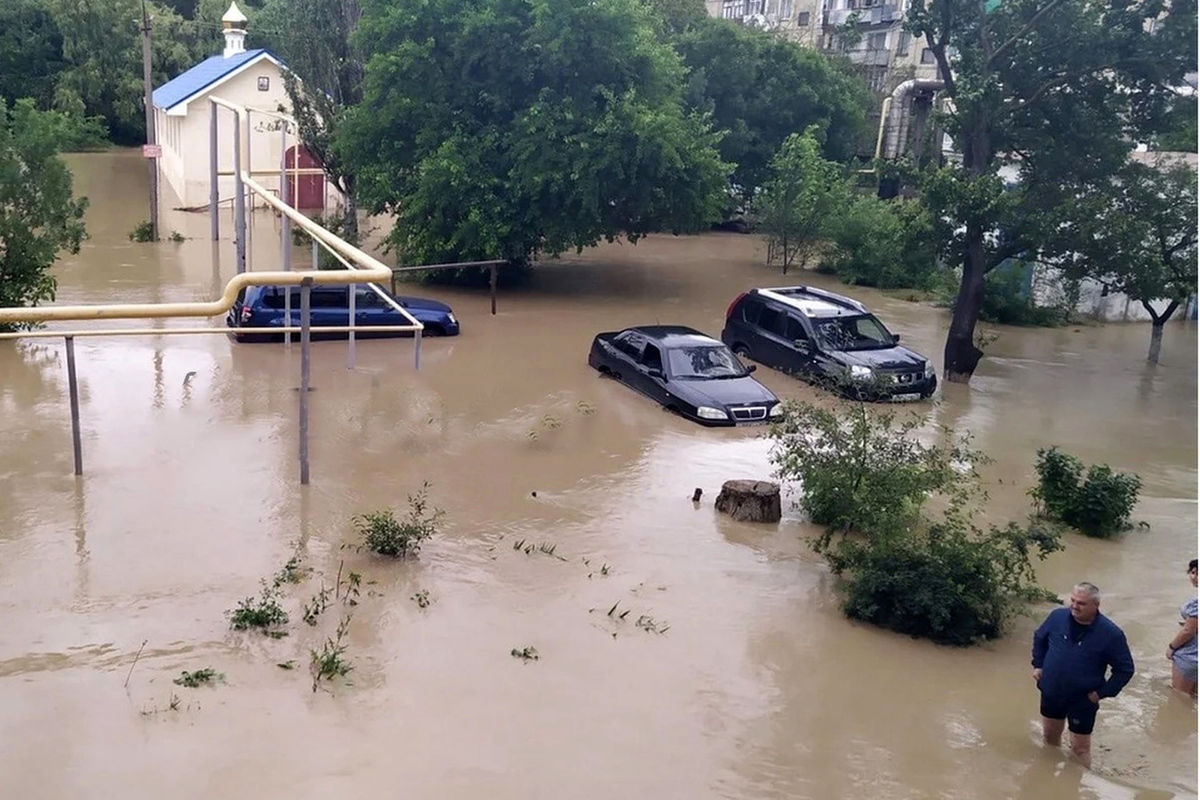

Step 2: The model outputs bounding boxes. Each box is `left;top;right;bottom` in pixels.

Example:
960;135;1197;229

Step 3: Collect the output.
826;5;903;26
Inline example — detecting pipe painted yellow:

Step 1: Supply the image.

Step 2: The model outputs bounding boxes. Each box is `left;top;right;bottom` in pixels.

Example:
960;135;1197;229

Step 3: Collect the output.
0;95;420;329
0;325;421;340
875;96;893;161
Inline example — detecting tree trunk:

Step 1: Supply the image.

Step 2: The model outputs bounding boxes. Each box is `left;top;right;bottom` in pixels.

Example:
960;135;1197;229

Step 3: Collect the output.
1142;298;1179;364
340;173;358;243
943;223;987;383
1148;322;1164;364
714;480;781;523
943;125;991;384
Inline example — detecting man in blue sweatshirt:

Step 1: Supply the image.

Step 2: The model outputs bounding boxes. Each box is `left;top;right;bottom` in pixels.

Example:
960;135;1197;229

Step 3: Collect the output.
1031;582;1135;768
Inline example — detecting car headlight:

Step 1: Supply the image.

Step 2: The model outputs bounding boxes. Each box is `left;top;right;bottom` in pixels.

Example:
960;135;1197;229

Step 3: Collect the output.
768;404;784;418
849;365;873;381
923;361;935;378
696;406;728;421
446;313;457;325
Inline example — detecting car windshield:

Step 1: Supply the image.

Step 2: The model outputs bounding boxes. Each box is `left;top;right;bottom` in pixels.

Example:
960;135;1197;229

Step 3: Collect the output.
666;345;747;379
814;315;894;351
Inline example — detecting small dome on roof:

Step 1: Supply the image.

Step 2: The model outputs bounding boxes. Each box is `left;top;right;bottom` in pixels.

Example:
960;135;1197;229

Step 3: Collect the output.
222;2;248;27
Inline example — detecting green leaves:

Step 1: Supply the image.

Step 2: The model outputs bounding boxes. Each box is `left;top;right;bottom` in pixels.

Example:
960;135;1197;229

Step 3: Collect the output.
770;398;1062;645
754;127;851;273
1032;447;1141;538
0;100;88;326
342;0;729;266
674;19;870;205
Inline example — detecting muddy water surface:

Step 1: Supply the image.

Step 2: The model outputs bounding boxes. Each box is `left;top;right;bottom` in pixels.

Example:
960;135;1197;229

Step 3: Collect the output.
0;150;1196;799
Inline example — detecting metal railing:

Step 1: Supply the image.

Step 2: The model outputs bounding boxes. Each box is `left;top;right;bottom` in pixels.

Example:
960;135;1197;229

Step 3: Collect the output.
0;96;423;485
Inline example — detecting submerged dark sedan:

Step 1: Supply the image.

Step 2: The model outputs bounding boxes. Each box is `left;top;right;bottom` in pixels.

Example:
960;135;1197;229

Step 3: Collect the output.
588;325;782;426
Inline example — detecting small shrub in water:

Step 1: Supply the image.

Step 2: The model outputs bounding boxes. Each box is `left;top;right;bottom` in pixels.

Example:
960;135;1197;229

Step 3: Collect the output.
355;482;443;558
128;221;154;242
227;581;289;632
173;667;223;688
310;616;353;692
1031;447;1141;537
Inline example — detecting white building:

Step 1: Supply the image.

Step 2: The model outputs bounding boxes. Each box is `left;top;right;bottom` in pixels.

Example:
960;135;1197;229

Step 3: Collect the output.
705;0;938;93
152;2;328;211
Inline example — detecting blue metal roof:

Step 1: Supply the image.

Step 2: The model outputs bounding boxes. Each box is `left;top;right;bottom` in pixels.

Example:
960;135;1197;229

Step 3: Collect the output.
152;49;274;110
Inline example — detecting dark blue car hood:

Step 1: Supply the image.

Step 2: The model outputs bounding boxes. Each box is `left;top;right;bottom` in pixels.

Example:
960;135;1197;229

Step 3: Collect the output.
396;295;452;313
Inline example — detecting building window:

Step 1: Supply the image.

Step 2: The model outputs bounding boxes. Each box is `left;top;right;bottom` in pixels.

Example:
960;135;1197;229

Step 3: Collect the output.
780;0;794;18
257;76;270;91
868;31;888;49
797;10;810;24
920;47;936;64
722;0;746;18
896;31;911;55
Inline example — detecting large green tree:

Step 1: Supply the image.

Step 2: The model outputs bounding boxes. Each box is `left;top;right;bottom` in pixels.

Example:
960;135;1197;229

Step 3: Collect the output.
46;0;210;143
0;100;88;326
675;19;870;209
0;0;65;111
256;0;363;238
1057;161;1197;364
340;0;729;266
907;0;1196;383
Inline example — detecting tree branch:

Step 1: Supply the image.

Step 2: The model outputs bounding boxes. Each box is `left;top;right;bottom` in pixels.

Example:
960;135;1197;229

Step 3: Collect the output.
988;0;1066;66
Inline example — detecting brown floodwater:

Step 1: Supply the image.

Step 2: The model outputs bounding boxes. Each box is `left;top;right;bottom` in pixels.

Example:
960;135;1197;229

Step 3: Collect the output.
0;149;1195;799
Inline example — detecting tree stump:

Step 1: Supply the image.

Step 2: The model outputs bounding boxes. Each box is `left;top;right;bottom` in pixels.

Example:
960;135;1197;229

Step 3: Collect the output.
714;480;781;523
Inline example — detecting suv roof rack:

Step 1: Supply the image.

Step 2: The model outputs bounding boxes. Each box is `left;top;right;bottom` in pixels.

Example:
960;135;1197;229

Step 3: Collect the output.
757;286;868;315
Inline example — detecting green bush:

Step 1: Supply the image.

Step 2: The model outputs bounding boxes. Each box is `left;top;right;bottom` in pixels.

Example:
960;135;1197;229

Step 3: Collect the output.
825;195;943;290
979;265;1067;326
769;399;970;542
1032;447;1141;537
771;398;1061;645
128;221;154;242
832;518;1062;645
355;483;443;558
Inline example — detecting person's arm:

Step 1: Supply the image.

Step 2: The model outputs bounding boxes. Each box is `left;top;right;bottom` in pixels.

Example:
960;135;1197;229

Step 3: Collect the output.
1099;630;1135;698
1167;602;1198;659
1031;614;1051;678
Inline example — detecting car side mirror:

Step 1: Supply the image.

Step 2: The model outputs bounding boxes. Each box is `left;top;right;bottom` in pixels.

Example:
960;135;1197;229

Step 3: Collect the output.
647;368;664;380
892;334;901;344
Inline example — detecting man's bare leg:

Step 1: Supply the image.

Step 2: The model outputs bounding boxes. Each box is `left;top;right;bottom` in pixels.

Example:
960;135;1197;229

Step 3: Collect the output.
1042;717;1065;747
1068;732;1092;769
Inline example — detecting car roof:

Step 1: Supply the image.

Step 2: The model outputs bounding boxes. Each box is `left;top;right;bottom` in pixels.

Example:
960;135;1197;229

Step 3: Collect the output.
751;286;868;318
623;325;723;347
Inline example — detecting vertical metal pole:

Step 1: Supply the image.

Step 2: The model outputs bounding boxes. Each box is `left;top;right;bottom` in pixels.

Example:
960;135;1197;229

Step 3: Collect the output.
299;278;312;485
209;101;219;241
390;270;396;297
281;124;292;345
140;0;159;241
414;328;422;371
347;281;356;369
233;112;246;274
65;336;83;476
245;110;253;271
490;263;498;315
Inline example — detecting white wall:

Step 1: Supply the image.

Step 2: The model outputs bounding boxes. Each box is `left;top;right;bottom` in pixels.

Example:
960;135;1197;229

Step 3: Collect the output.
157;58;339;211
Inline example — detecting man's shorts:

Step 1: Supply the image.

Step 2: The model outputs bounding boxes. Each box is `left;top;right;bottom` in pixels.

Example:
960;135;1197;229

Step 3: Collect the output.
1040;692;1099;735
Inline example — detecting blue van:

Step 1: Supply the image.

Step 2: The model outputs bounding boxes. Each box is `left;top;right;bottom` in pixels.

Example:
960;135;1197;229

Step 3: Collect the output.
227;284;460;343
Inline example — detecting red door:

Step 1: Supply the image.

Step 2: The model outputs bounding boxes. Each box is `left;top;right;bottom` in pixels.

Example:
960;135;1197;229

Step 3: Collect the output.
284;145;325;209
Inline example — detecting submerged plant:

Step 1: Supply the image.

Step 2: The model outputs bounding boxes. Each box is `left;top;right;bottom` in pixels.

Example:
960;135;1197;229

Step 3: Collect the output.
227;581;289;633
310;616;354;692
355;483;443;558
173;667;224;688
